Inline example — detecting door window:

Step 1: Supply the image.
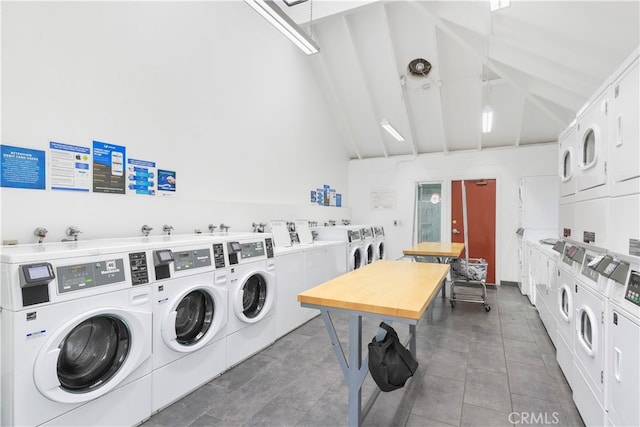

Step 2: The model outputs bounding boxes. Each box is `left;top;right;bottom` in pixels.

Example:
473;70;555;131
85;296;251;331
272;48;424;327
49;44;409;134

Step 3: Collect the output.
243;274;267;318
559;286;572;322
353;248;362;270
562;150;572;180
175;290;214;345
580;309;593;351
57;316;130;392
582;129;597;168
415;183;442;243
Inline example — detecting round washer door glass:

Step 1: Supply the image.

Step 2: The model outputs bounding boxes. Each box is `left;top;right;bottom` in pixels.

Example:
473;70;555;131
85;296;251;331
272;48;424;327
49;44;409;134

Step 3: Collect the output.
242;274;267;319
57;316;130;392
175;290;214;345
353;249;362;270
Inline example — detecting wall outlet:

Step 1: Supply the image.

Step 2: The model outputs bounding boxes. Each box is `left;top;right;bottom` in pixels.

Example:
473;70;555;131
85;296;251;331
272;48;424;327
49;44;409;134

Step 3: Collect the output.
3;239;19;245
393;220;401;226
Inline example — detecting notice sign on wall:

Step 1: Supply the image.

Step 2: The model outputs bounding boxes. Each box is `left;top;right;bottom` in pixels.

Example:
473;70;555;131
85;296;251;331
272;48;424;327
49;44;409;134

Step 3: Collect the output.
93;141;126;194
0;145;46;190
49;141;91;192
127;158;156;196
157;169;176;197
371;191;396;210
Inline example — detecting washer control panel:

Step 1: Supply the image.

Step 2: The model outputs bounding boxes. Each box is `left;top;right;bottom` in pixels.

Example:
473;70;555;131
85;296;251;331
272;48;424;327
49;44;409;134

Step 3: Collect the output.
212;243;226;268
57;259;125;293
129;252;149;286
240;241;265;259
173;248;212;271
624;271;640;307
348;230;362;242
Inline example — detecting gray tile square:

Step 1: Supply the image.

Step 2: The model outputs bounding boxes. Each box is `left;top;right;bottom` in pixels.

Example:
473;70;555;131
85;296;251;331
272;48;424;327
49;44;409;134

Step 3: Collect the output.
411;374;465;426
461;403;514;427
464;367;511;413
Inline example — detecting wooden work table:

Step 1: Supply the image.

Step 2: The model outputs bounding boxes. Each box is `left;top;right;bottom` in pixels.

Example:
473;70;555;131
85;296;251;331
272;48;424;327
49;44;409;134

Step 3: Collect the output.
298;260;450;427
402;241;465;258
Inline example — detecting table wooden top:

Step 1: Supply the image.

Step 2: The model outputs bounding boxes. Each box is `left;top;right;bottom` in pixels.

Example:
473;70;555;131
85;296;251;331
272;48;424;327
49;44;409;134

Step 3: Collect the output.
297;260;450;320
402;241;465;257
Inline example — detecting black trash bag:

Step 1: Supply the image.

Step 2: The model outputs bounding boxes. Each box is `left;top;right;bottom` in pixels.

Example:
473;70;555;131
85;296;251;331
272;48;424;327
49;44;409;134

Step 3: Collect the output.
368;322;419;392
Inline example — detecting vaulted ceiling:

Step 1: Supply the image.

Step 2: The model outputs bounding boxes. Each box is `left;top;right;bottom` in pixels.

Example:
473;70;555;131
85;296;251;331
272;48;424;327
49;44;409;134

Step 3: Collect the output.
278;0;639;159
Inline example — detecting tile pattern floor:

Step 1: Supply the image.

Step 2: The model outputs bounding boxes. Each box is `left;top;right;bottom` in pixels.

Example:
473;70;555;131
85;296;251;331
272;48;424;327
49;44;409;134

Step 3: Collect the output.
143;284;585;427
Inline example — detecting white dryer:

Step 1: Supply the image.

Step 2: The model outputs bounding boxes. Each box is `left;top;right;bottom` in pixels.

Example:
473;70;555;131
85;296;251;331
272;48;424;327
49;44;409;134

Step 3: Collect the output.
373;226;386;261
556;242;579;389
572;248;610;427
312;226;364;272
0;241;153;427
149;238;228;413
225;235;277;368
605;256;640;427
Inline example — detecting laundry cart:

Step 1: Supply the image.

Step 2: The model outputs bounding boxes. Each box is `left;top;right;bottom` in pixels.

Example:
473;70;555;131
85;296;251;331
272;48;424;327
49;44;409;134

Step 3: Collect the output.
449;256;490;311
449;180;490;312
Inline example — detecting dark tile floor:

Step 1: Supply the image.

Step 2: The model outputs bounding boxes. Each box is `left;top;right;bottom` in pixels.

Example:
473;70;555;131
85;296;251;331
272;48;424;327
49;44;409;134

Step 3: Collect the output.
143;284;585;427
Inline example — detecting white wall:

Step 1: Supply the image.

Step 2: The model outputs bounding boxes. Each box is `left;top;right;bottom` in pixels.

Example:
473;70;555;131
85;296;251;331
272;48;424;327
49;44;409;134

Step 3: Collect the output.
1;1;350;243
348;144;558;283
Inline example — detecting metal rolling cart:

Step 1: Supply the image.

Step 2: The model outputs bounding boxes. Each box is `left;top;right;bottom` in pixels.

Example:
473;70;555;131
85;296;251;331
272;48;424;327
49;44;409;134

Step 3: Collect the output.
449;180;491;312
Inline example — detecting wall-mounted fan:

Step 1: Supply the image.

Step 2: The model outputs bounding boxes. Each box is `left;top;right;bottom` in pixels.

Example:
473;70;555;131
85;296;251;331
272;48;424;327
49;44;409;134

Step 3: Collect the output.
408;58;432;77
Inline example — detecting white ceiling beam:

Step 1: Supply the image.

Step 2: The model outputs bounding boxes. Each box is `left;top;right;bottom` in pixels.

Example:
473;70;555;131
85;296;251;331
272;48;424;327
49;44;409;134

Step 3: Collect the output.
409;1;568;128
343;13;389;158
380;2;417;156
514;94;526;147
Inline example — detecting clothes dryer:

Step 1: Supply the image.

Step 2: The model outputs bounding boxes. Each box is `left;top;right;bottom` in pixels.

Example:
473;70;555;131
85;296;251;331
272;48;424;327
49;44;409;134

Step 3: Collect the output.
312;226;364;272
149;238;228;413
225;235;277;368
576;84;610;201
0;241;153;427
556;242;578;389
559;123;578;204
605;257;640;427
572;248;610;427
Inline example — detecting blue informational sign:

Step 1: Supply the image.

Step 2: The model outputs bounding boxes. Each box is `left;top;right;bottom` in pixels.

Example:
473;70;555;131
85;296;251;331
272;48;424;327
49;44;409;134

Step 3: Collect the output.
93;141;126;194
336;194;342;207
127;158;156;196
49;141;91;192
158;169;176;196
1;145;46;190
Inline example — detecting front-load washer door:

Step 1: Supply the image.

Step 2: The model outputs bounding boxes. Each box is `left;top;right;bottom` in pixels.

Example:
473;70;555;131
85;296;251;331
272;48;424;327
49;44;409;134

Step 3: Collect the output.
377;241;385;260
365;243;375;264
33;307;151;404
233;271;274;324
350;247;363;270
163;285;227;352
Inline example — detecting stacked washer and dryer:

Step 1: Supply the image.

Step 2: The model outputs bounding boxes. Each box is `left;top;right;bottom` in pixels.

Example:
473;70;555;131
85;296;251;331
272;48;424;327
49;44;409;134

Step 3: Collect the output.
1;240;154;427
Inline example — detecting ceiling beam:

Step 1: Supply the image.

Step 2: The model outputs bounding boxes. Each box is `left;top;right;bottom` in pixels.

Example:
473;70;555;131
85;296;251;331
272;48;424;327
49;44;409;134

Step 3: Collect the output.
343;13;389;158
514;94;526;147
380;2;417;156
409;1;568;128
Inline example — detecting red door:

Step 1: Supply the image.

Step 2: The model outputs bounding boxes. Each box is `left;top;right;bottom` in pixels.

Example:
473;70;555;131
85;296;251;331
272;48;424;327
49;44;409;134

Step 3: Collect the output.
451;179;496;284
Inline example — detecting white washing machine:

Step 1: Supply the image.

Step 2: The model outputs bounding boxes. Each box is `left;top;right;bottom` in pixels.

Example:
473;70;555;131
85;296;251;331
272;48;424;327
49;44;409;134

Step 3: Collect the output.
273;243;306;339
605;256;640;427
533;243;559;346
572;248;611;427
373;226;386;261
225;235;277;368
312;226;364;272
0;241;153;427
556;242;579;389
360;225;376;265
575;83;610;201
149;238;228;413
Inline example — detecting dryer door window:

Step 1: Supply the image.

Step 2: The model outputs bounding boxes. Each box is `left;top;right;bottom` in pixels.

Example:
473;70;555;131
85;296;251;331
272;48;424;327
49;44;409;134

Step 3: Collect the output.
562;150;572;180
57;316;130;392
242;274;267;319
378;242;385;260
367;244;374;263
582;129;597;168
353;248;362;270
175;290;214;345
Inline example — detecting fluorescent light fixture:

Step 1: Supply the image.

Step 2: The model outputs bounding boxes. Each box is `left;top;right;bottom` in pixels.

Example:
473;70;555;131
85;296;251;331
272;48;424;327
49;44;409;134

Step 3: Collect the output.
380;119;405;142
482;104;494;133
245;0;319;55
490;0;510;11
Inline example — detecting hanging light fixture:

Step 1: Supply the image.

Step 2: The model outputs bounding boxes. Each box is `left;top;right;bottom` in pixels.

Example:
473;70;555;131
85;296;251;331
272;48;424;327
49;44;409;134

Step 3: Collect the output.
380;119;405;142
245;0;319;55
482;104;493;133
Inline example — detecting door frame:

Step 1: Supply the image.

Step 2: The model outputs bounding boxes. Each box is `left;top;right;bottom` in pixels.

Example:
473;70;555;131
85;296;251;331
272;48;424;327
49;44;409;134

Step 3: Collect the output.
450;175;501;286
412;180;447;246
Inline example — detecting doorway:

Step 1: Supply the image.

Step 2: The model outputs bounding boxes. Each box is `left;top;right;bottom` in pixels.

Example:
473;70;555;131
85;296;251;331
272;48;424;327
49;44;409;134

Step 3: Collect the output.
451;179;496;284
415;182;443;243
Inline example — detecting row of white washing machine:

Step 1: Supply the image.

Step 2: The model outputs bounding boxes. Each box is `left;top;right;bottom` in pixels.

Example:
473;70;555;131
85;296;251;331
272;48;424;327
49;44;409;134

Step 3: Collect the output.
0;232;280;426
528;239;639;427
311;225;386;272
